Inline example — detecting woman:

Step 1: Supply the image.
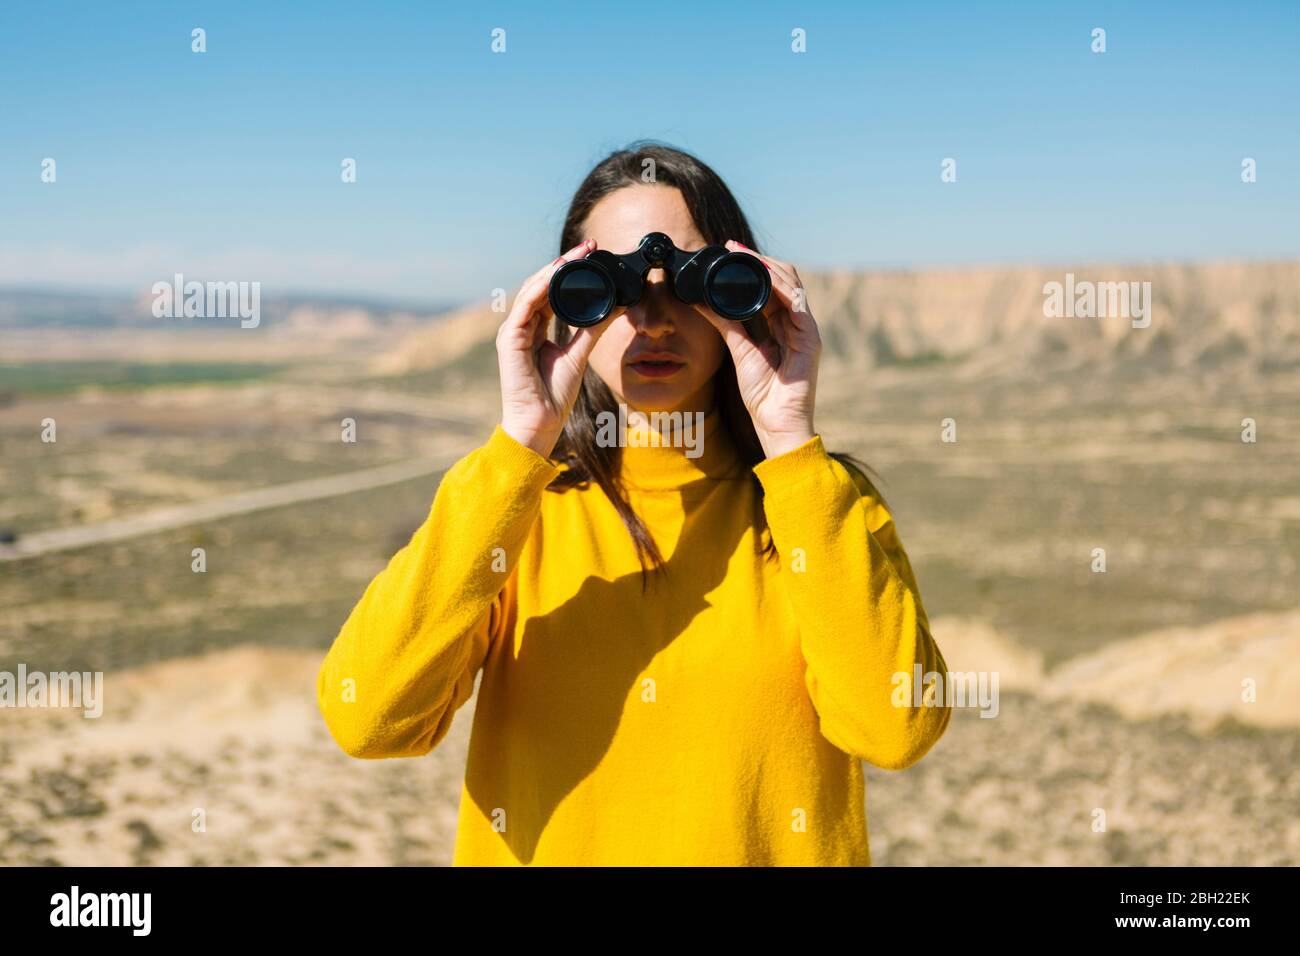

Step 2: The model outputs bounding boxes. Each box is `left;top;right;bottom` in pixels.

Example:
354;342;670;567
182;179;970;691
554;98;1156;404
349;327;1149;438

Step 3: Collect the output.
317;142;951;866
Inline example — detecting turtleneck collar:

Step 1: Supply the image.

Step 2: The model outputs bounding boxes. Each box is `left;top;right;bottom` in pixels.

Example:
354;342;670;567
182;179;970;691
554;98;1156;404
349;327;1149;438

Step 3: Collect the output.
613;406;743;491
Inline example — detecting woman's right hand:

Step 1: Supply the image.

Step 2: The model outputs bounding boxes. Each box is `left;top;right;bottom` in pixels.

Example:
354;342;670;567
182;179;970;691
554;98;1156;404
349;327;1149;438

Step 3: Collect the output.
496;239;614;458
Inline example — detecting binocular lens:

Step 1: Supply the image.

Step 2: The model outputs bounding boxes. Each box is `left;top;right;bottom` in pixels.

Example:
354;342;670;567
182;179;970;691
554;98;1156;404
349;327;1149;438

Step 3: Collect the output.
552;264;614;326
706;258;768;318
548;239;770;326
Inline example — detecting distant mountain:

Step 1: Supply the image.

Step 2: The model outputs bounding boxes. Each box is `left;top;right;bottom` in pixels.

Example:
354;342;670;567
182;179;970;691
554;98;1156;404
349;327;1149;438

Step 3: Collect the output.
370;302;506;374
0;289;143;329
0;288;460;333
372;259;1300;381
800;259;1300;379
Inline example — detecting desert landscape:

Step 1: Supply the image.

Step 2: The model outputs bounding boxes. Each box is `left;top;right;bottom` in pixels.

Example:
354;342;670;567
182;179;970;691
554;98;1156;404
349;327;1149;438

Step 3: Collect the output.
2;261;1298;865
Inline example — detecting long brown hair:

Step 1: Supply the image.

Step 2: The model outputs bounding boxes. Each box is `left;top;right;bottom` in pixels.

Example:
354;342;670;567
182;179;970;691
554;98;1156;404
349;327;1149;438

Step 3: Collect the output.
549;141;880;585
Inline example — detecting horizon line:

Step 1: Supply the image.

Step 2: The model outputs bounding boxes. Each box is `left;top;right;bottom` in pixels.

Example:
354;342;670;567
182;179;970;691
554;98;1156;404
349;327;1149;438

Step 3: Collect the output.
3;253;1298;313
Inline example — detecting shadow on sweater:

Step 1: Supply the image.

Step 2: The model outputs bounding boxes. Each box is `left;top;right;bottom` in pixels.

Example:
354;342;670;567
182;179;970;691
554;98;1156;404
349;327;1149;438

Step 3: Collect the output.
463;473;764;864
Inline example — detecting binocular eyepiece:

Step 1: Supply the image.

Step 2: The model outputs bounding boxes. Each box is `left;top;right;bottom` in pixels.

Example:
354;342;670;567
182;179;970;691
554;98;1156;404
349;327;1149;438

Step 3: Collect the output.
548;232;772;327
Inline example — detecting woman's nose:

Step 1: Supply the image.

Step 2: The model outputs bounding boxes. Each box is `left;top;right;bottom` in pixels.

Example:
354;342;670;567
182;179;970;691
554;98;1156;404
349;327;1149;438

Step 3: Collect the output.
625;270;675;332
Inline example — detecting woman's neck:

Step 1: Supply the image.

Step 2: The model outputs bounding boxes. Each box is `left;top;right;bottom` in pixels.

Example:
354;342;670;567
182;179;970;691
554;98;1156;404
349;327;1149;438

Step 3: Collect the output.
614;405;741;491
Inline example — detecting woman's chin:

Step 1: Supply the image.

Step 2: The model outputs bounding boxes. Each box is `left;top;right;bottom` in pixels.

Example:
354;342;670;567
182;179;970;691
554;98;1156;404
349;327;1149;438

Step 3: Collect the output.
620;382;694;413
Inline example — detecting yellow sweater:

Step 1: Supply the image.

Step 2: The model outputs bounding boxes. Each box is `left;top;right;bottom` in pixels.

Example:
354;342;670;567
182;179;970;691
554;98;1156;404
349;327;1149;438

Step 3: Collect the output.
317;409;951;865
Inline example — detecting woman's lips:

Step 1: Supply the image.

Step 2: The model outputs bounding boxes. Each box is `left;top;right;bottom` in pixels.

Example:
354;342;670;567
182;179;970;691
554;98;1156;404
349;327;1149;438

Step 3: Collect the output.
628;359;685;378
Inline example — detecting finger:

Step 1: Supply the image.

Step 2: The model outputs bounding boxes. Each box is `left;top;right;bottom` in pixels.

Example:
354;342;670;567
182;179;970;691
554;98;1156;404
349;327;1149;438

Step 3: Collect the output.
690;301;771;369
761;303;792;347
558;292;629;365
725;241;804;308
762;254;802;296
725;240;816;328
751;267;819;341
755;260;802;319
559;309;619;366
726;240;798;291
504;239;596;333
528;237;597;284
529;308;549;352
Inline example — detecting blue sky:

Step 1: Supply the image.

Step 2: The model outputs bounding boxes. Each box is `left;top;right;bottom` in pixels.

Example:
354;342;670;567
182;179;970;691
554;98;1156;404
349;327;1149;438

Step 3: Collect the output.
2;0;1297;305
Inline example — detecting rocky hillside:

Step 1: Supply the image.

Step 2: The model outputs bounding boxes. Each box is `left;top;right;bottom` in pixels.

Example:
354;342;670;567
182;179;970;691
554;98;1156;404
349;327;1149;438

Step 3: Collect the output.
373;259;1300;381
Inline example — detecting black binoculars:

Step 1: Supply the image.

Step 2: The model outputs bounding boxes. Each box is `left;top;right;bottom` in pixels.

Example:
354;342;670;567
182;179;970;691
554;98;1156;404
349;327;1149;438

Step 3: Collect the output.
548;232;771;327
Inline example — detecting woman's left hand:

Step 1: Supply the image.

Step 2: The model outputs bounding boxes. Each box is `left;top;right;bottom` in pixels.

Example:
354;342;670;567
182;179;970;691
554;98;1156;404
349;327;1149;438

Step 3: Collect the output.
691;241;821;459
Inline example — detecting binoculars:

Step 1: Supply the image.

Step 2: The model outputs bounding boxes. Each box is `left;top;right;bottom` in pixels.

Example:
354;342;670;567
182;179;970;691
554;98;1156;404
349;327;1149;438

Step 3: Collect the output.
548;232;771;327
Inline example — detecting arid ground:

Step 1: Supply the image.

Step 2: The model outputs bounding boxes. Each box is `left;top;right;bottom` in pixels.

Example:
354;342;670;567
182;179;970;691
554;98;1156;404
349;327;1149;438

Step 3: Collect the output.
2;266;1297;865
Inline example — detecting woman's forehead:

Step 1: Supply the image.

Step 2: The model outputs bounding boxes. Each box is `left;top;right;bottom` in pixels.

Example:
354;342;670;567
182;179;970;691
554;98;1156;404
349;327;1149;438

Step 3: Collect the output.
584;184;707;252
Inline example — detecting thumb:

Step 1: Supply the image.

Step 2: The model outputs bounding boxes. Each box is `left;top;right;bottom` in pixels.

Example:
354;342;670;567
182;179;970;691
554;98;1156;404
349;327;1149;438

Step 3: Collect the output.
692;302;763;367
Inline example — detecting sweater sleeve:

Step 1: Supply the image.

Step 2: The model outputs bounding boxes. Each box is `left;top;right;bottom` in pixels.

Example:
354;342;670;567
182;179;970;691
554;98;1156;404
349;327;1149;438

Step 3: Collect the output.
753;434;952;770
317;425;561;759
